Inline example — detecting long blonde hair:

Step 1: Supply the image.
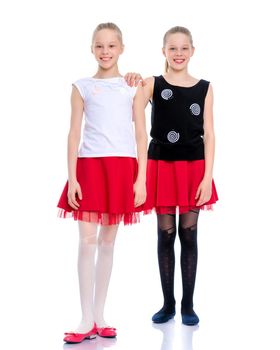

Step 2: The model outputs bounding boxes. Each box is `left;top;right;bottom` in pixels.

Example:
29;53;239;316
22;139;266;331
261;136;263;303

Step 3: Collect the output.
92;22;123;45
163;26;193;73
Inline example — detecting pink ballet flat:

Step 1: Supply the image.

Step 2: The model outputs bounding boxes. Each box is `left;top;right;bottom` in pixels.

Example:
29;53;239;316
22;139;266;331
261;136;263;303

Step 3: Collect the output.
96;326;117;338
63;324;97;343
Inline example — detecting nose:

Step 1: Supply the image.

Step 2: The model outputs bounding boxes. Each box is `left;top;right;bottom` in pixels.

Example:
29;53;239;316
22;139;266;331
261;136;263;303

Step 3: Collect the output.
102;46;109;54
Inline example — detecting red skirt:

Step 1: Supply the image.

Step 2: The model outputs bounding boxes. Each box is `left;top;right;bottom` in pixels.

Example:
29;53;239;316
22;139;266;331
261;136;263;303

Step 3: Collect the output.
57;157;144;225
143;159;218;214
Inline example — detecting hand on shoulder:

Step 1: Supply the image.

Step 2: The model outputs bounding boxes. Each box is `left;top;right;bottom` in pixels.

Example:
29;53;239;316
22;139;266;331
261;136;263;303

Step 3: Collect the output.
124;72;144;87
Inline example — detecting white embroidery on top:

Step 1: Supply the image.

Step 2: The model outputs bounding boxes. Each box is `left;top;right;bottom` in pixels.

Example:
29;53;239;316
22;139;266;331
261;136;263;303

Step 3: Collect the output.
161;89;173;100
190;103;201;116
167;131;180;143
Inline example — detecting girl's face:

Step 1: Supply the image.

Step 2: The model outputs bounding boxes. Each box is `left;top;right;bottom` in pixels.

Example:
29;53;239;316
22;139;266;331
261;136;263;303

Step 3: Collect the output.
91;29;124;70
163;32;194;72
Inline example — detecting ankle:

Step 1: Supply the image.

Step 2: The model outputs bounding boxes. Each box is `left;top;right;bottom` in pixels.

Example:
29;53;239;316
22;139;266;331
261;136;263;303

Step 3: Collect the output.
163;301;176;313
181;302;194;315
75;319;95;333
94;318;107;328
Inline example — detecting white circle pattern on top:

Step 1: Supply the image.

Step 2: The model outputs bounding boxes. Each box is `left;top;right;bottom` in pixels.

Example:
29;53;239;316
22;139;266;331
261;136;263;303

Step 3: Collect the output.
161;89;173;100
167;131;180;143
190;103;201;116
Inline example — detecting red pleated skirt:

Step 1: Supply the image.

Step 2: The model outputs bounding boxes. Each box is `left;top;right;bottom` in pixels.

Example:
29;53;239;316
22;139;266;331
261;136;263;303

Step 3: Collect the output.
142;159;218;214
57;157;145;225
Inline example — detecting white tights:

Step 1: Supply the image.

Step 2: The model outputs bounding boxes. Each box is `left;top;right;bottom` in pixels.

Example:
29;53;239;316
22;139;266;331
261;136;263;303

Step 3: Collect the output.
76;221;118;332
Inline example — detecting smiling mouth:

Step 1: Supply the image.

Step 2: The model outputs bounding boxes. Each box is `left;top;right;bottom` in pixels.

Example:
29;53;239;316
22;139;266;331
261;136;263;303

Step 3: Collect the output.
100;57;112;61
174;59;185;64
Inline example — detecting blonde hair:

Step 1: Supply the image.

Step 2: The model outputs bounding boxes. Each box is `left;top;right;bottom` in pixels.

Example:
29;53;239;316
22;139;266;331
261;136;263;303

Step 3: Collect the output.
92;22;123;45
163;26;194;73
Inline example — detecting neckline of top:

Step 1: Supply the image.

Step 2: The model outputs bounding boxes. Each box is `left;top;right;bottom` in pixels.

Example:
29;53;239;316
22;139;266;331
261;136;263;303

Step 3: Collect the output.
90;76;124;81
160;75;201;88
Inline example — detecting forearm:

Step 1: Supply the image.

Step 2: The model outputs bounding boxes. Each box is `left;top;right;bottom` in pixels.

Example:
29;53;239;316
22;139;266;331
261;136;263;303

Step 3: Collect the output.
135;130;148;183
67;131;80;183
203;132;215;182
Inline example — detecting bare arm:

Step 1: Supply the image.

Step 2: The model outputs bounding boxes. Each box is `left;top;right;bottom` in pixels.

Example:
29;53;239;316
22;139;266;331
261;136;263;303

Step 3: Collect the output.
143;76;154;106
133;84;148;207
67;86;84;209
124;73;154;106
195;84;215;206
203;84;215;182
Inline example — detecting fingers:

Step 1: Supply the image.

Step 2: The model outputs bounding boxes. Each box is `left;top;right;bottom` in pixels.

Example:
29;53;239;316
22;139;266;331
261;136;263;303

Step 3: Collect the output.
134;200;145;207
196;190;211;207
195;186;201;200
196;197;205;207
124;73;131;86
134;193;146;207
134;74;144;87
140;79;146;87
68;196;79;209
124;73;144;87
67;191;80;210
77;186;83;200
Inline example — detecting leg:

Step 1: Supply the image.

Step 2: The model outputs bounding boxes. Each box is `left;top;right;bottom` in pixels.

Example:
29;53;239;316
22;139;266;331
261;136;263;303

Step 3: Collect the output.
76;220;98;333
152;214;176;323
93;224;119;327
178;209;200;325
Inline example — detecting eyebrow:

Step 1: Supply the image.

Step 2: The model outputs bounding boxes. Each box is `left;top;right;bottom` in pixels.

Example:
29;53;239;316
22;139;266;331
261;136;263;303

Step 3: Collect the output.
95;41;118;44
167;44;190;47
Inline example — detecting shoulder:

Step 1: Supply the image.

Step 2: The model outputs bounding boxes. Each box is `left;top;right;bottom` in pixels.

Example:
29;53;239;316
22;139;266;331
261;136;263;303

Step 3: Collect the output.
72;77;92;99
204;83;214;106
142;76;156;101
203;81;213;94
73;77;93;87
144;76;155;85
197;79;213;100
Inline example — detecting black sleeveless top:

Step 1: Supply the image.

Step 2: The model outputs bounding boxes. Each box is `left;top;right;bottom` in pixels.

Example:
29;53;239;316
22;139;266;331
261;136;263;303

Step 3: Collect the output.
148;75;210;161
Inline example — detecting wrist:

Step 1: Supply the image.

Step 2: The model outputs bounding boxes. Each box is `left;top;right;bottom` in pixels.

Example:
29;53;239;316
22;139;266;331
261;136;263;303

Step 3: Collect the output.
203;174;212;182
135;175;146;184
68;177;77;184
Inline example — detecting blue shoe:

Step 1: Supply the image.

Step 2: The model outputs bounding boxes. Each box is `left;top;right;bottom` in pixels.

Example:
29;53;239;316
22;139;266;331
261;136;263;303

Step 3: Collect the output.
181;311;199;326
152;310;176;323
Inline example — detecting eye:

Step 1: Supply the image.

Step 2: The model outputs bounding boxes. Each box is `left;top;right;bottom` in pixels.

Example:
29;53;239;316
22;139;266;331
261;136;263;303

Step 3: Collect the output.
95;45;102;48
109;45;116;48
169;47;176;51
183;47;189;50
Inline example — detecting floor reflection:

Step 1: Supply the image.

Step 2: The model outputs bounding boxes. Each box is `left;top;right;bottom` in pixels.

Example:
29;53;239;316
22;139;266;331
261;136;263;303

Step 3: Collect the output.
180;324;199;350
152;320;176;350
62;321;199;350
152;319;198;350
63;336;117;350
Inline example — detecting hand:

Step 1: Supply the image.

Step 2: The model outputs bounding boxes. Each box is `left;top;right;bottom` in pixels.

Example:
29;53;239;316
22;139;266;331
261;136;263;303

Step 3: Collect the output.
133;179;147;207
67;180;82;210
124;72;146;87
195;178;212;207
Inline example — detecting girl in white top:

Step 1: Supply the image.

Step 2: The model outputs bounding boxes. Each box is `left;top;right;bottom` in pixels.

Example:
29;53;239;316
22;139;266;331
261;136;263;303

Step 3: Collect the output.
58;22;147;343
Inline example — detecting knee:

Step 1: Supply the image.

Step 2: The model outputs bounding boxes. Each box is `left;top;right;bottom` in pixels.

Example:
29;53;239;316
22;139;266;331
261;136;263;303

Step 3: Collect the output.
80;232;97;245
79;221;98;245
158;226;176;248
97;240;115;258
98;238;115;248
98;225;118;249
178;225;197;247
158;224;176;235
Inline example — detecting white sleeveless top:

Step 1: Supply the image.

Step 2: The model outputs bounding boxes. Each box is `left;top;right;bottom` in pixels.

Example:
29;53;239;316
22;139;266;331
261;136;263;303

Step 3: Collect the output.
73;77;137;158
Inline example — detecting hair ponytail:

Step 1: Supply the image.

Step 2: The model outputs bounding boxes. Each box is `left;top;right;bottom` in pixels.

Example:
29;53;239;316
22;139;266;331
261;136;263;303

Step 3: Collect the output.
164;59;169;73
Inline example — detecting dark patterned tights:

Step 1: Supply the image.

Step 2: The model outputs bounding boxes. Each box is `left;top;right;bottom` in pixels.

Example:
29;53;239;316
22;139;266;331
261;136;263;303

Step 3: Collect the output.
157;210;199;314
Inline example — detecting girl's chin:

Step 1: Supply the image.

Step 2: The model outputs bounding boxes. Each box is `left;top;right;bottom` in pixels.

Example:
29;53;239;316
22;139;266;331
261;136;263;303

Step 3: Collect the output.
169;66;187;71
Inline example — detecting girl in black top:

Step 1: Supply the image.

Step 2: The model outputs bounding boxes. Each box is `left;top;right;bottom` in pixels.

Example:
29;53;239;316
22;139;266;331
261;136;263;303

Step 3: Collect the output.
139;26;218;325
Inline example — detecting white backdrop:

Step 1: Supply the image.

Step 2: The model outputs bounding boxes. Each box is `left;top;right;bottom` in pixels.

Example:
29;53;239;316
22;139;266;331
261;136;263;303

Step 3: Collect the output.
0;0;279;349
